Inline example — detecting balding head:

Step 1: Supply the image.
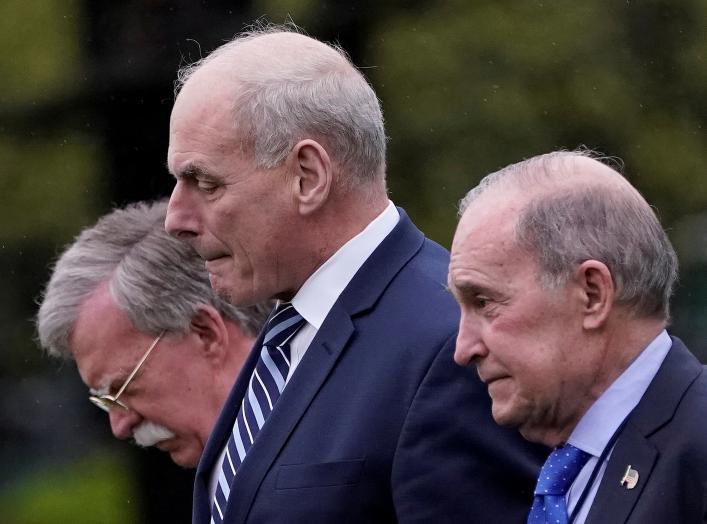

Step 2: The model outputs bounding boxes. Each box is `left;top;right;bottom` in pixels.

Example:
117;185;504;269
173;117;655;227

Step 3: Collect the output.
174;27;387;193
450;150;678;444
165;26;391;305
458;150;678;320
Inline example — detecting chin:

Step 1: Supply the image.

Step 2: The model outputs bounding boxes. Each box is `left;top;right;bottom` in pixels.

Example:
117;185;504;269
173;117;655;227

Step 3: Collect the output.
208;276;231;300
517;424;560;447
170;449;200;469
491;409;514;428
210;280;240;304
211;277;262;306
490;401;526;429
213;286;235;304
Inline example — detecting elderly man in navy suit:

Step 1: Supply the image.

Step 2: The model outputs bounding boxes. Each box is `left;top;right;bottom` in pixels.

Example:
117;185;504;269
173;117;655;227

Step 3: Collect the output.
164;24;544;524
450;150;707;523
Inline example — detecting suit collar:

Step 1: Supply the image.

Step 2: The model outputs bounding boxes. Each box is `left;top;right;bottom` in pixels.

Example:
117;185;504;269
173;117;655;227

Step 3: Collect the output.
337;207;424;315
569;330;671;457
623;337;702;437
292;201;399;330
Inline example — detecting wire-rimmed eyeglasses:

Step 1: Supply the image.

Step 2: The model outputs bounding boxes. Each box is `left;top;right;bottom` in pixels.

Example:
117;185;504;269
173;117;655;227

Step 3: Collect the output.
89;331;166;412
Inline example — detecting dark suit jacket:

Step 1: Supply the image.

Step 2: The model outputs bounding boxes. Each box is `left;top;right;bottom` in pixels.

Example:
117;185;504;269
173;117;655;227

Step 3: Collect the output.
586;337;707;523
193;209;545;523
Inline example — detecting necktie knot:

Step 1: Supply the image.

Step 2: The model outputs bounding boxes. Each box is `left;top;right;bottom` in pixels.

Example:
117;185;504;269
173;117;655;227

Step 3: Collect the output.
263;303;306;350
534;443;591;496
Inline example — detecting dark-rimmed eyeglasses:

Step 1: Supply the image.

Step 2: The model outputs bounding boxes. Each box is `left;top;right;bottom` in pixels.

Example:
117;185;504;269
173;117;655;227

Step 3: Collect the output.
89;331;166;413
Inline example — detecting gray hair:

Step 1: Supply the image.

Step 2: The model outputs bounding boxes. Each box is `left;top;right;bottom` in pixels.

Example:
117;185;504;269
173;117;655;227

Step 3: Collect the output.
459;150;679;320
175;23;387;191
37;199;272;358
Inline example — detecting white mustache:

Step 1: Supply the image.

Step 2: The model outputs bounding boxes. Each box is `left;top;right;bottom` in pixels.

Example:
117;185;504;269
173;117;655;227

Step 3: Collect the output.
132;420;176;447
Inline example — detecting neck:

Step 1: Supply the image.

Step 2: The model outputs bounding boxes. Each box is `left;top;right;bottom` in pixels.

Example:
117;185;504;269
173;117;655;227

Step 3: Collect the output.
523;314;666;447
289;190;389;294
588;313;666;399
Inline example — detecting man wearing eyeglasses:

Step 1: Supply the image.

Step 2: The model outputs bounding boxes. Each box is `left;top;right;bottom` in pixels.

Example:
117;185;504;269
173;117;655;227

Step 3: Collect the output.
36;199;271;468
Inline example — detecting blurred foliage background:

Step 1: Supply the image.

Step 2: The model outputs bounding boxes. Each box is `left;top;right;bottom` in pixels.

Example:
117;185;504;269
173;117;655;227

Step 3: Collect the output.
1;1;705;522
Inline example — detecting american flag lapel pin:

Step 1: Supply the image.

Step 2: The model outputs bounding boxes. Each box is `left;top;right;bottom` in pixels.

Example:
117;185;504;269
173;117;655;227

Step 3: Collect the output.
620;465;639;489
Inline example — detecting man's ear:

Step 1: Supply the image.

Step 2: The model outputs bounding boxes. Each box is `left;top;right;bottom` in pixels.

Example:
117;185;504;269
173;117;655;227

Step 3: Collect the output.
575;260;615;330
288;139;332;215
189;305;230;365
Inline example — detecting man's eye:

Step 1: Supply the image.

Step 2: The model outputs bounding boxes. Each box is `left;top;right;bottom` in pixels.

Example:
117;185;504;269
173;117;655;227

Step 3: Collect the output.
197;180;218;193
474;296;490;309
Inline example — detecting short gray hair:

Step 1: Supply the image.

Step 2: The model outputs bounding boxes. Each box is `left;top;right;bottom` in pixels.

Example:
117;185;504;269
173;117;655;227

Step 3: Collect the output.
459;150;679;320
175;23;387;191
37;199;272;358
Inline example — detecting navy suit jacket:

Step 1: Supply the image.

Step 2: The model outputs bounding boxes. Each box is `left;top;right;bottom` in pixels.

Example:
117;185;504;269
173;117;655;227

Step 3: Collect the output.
586;337;707;523
193;209;545;523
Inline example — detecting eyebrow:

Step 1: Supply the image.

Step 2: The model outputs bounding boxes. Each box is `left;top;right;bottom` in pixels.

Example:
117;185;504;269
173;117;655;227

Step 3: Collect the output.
449;280;493;301
171;162;214;182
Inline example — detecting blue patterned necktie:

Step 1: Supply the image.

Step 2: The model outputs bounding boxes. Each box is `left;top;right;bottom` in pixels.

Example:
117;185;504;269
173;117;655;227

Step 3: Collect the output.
527;443;591;524
211;302;306;524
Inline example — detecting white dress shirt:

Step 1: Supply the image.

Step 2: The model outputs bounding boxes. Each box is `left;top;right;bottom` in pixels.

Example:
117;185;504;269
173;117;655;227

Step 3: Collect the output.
208;201;399;503
566;330;672;523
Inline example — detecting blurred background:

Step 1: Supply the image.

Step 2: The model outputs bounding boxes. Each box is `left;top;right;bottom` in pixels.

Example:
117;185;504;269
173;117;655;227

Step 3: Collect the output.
1;1;705;522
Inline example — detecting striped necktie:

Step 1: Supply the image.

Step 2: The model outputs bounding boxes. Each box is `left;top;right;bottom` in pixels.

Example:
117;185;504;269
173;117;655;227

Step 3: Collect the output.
527;443;591;524
211;303;305;524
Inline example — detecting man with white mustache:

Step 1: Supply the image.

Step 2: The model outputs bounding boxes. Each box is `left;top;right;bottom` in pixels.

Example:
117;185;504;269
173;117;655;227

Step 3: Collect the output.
36;199;271;468
133;420;176;448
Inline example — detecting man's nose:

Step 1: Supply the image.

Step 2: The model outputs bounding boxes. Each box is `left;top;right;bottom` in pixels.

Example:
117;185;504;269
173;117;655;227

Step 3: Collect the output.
454;312;488;366
165;182;199;239
109;407;143;440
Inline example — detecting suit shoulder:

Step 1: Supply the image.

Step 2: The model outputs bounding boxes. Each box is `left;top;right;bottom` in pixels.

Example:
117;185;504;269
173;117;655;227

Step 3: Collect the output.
395;237;451;291
659;366;707;468
409;237;451;277
389;237;458;321
674;365;707;431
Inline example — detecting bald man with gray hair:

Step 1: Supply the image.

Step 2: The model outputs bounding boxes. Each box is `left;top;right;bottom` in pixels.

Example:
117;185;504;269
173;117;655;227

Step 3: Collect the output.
450;150;707;523
165;24;544;524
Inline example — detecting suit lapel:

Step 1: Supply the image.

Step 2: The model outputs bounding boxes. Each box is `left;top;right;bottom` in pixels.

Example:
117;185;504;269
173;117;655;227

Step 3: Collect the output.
224;306;356;523
337;208;425;315
584;423;657;524
585;339;702;524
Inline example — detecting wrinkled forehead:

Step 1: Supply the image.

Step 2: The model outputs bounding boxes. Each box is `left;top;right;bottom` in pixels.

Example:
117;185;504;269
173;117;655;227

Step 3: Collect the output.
168;73;245;176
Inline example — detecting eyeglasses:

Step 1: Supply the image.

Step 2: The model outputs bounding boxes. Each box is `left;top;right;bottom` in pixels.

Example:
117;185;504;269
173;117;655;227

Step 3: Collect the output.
89;331;166;413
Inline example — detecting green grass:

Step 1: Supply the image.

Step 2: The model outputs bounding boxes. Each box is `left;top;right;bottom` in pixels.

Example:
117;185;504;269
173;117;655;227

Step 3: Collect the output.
0;453;139;524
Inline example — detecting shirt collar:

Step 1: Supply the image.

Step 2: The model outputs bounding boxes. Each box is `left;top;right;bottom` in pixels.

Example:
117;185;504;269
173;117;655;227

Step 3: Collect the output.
289;201;399;330
568;329;672;457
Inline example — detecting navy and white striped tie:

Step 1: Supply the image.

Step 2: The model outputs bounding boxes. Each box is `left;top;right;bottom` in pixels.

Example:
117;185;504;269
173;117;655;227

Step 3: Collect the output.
211;303;305;524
